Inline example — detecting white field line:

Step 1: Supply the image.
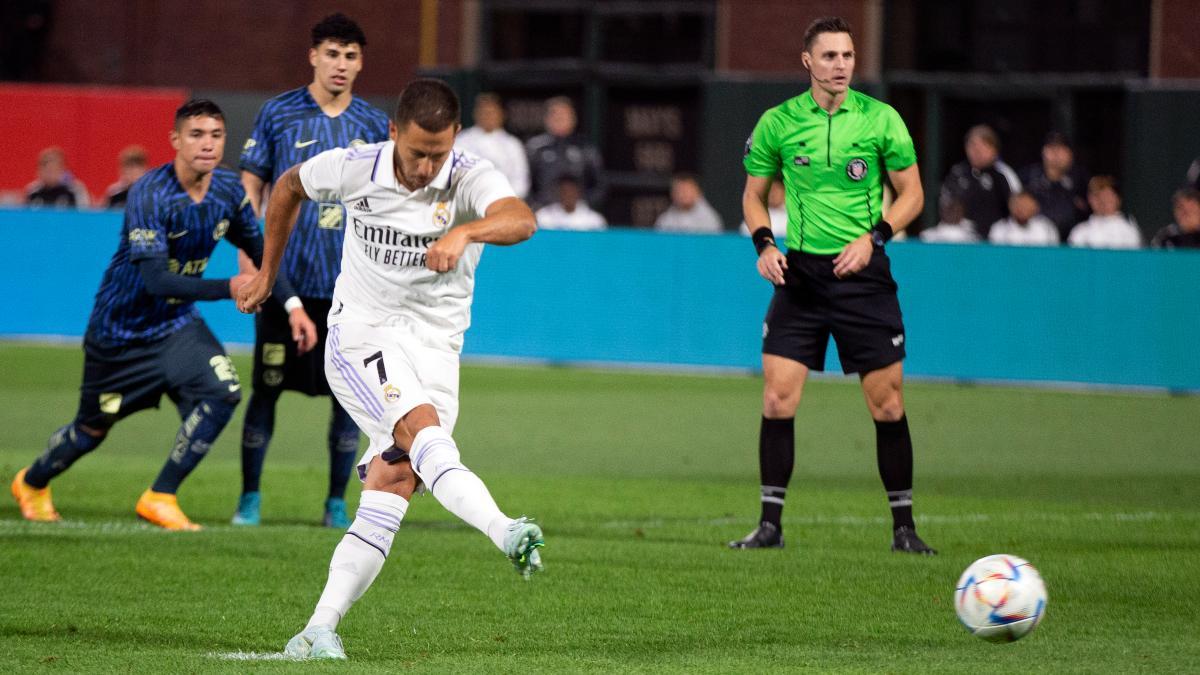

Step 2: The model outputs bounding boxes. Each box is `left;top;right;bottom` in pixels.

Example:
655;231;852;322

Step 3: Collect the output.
0;510;1195;537
206;651;298;661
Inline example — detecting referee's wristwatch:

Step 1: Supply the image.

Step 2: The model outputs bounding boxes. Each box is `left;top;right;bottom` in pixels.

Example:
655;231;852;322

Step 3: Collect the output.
870;220;893;249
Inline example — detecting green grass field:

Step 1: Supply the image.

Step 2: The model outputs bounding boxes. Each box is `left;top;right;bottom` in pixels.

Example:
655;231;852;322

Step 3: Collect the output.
1;342;1198;673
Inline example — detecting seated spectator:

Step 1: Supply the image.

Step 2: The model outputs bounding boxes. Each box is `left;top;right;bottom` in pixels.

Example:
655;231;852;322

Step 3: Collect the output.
939;124;1021;240
1020;132;1089;242
456;93;529;199
526;96;604;210
988;192;1058;246
1068;176;1141;249
533;175;606;231
919;194;979;243
103;145;149;209
25;147;90;207
655;173;723;234
1150;188;1200;249
738;178;787;236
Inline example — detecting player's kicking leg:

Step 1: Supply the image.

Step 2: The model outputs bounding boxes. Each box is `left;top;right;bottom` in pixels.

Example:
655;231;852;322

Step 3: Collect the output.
860;362;936;555
285;405;542;659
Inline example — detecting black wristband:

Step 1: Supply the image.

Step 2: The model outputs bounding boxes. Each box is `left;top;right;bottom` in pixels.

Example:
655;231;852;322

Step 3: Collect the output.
752;227;776;255
870;220;894;248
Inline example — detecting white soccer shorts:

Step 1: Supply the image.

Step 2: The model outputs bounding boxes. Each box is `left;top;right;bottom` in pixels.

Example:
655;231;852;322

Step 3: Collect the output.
325;321;460;479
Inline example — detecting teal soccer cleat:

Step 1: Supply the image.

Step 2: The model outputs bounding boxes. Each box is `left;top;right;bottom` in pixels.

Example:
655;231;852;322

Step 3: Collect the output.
323;497;350;528
503;517;545;579
231;491;260;526
284;625;347;660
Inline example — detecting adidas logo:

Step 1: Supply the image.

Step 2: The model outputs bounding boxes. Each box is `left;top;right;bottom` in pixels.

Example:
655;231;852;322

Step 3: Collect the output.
351;197;371;213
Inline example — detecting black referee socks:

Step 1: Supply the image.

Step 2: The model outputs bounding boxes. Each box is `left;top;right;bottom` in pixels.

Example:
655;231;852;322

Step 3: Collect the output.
874;415;916;531
758;416;795;528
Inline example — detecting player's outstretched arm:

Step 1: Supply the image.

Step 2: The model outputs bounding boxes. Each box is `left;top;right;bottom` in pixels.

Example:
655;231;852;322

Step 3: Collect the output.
426;197;536;273
744;175;787;285
237;166;308;313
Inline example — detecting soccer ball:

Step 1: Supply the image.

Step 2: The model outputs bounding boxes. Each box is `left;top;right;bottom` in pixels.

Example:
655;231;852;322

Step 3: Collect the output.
954;554;1047;643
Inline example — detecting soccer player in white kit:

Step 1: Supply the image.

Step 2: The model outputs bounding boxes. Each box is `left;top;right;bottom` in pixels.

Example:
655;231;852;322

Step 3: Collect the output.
236;79;542;660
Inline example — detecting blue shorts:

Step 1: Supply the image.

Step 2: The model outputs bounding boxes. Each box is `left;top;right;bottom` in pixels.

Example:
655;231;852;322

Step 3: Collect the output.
77;319;241;427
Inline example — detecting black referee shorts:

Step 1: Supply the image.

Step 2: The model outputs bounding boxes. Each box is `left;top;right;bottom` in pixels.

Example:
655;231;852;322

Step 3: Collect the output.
762;249;906;375
78;319;240;428
252;297;333;397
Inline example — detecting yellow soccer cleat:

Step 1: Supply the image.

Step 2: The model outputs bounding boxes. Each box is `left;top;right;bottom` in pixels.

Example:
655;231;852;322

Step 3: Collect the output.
135;489;202;531
11;468;61;522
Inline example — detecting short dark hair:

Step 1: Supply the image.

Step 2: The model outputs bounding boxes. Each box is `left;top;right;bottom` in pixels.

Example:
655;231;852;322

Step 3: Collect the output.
1173;187;1200;206
394;79;460;132
312;13;366;48
803;16;853;52
174;99;225;129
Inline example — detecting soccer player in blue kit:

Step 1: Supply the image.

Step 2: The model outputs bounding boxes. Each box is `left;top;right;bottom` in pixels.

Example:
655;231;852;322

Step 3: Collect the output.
10;100;306;531
233;13;391;528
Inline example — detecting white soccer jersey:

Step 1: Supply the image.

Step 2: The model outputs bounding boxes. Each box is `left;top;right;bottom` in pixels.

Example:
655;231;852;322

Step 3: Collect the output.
299;141;517;352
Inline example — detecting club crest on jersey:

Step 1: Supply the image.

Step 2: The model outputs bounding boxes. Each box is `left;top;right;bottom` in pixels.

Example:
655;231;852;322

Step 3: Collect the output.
433;201;451;228
382;383;401;402
243;138;257;150
846;158;869;181
213;218;230;241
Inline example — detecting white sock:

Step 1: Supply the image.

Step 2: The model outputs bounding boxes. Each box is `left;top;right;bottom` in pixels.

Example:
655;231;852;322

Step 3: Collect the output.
306;490;407;631
410;426;513;551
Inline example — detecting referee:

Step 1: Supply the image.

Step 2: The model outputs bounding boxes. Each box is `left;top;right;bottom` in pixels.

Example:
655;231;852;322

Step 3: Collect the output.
731;17;935;554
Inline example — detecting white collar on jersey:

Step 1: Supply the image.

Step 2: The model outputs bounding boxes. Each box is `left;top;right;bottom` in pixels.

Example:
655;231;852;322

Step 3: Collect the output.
371;140;455;194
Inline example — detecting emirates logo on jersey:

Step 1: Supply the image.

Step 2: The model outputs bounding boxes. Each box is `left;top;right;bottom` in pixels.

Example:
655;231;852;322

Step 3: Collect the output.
846;158;869;181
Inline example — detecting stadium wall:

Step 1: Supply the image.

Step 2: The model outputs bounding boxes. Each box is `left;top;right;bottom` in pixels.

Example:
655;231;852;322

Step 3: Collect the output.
2;210;1197;392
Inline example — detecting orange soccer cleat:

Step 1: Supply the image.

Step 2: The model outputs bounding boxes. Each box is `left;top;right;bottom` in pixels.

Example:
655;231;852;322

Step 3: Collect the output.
135;489;202;531
11;468;62;522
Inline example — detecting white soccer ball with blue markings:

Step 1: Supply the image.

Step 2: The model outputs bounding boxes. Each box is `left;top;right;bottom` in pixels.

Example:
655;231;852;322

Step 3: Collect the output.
954;554;1047;642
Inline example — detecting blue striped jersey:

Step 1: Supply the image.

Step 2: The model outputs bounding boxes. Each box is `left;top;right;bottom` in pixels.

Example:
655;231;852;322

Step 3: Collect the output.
240;87;390;298
86;164;260;346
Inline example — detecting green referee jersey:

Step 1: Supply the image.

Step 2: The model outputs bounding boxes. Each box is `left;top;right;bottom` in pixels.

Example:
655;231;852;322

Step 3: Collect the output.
744;88;917;255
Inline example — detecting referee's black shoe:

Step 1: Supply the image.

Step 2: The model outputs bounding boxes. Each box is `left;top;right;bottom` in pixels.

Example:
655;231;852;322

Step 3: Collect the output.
728;522;784;549
891;526;937;555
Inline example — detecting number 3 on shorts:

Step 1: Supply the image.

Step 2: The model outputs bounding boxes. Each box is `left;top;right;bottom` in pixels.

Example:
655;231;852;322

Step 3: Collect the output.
363;351;388;385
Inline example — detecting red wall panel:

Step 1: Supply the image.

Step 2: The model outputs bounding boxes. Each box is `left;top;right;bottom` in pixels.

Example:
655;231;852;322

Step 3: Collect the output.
0;84;186;204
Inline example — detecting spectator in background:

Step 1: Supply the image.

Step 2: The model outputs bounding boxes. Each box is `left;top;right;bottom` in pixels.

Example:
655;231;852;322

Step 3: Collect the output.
939;125;1020;240
739;178;787;236
533;175;606;231
526;96;604;210
456;93;529;199
1068;176;1140;249
103;145;149;208
988;192;1058;246
1151;188;1200;249
1020;132;1089;242
25;147;90;207
919;194;979;243
655;173;723;234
